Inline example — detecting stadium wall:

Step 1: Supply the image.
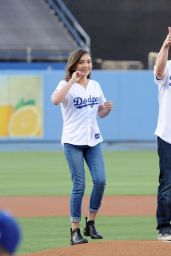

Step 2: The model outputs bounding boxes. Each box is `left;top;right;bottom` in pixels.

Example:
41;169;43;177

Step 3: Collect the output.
0;70;158;142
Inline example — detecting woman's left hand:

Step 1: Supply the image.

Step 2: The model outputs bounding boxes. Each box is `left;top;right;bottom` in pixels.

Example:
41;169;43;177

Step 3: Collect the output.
104;101;113;111
98;101;113;118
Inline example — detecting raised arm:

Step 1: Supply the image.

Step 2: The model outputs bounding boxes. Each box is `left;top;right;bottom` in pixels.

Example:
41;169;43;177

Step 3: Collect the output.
155;27;171;80
51;71;82;105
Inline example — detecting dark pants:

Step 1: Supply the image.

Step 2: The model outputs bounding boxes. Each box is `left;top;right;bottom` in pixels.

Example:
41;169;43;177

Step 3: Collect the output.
157;136;171;231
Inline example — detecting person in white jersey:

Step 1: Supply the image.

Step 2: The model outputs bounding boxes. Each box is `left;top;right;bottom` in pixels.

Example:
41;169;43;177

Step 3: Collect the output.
51;49;112;245
154;27;171;241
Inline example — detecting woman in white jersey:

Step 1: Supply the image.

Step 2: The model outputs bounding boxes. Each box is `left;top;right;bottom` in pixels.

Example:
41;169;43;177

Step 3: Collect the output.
154;27;171;241
51;49;112;245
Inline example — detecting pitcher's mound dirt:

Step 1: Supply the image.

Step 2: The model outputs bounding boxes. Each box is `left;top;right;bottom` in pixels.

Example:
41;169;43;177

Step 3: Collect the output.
21;241;171;256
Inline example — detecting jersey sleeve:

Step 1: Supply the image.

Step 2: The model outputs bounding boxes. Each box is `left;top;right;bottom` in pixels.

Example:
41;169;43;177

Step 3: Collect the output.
154;62;169;87
52;80;68;104
96;82;106;106
54;80;67;92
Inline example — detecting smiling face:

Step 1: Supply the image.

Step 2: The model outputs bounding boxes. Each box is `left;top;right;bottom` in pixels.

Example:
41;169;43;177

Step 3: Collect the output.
65;49;92;81
75;53;92;78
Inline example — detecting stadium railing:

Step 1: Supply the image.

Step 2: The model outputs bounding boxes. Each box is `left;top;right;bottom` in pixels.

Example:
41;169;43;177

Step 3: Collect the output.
45;0;90;50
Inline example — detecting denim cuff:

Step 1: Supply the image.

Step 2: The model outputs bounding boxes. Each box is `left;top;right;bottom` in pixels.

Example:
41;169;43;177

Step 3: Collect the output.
89;208;98;213
70;217;81;223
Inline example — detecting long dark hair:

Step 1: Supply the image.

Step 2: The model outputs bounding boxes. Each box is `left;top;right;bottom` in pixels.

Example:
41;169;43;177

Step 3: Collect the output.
65;49;91;81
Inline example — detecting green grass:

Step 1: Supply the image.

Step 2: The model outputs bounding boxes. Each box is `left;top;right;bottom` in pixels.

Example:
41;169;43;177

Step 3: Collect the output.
18;216;157;253
0;151;158;196
0;150;158;254
104;151;158;195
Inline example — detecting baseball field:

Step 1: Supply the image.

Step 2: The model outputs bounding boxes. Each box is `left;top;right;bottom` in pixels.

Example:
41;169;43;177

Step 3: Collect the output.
1;150;171;255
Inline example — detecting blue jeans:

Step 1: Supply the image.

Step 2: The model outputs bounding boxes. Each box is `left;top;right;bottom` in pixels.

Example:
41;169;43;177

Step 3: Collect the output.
64;143;106;223
157;136;171;231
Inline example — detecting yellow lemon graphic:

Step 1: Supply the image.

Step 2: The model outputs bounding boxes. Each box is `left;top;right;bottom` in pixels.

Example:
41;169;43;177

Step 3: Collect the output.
8;106;42;137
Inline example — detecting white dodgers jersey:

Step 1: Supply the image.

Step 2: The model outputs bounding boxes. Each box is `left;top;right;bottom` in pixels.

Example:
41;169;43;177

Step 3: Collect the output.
55;79;106;146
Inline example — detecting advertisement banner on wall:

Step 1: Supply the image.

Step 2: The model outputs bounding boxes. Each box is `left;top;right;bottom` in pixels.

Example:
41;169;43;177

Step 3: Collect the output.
0;75;43;138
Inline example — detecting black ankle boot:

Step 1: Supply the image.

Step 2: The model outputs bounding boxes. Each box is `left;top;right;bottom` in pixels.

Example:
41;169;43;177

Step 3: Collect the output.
83;217;103;239
70;228;88;245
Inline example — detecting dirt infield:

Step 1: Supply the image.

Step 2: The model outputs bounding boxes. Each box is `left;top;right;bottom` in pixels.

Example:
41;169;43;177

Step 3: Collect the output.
0;195;156;217
1;195;167;256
